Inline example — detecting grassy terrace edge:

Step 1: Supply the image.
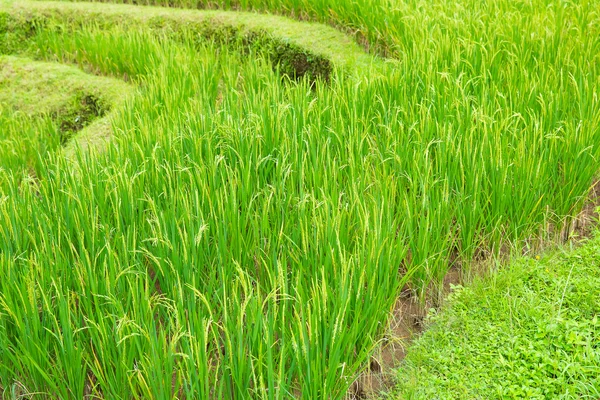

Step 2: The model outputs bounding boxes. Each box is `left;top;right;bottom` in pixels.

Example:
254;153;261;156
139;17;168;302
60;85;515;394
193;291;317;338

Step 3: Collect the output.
1;0;387;80
0;0;385;162
0;55;131;172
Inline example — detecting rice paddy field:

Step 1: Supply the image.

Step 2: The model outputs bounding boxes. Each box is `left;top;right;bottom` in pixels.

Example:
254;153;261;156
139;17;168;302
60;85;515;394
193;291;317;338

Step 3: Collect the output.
1;0;600;398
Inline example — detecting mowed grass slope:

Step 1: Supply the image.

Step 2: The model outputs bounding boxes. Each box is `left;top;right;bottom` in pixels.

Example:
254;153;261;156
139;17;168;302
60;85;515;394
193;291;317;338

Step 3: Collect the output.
0;0;599;398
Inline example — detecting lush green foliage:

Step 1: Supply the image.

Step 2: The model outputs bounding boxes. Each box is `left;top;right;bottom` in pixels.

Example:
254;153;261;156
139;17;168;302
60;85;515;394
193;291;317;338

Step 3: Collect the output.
1;0;600;398
395;232;600;399
0;5;408;398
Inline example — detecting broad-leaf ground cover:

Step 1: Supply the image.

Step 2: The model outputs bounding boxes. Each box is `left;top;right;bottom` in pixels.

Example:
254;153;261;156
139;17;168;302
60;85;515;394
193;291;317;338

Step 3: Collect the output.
395;232;600;399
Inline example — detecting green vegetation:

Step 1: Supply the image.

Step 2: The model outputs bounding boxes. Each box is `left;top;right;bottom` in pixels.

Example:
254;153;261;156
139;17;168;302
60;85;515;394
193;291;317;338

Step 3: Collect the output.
395;232;600;399
8;0;381;76
0;55;129;181
0;0;599;398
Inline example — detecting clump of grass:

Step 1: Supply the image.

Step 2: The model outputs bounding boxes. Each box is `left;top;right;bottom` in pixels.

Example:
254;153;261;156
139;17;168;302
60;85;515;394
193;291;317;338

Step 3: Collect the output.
55;92;107;144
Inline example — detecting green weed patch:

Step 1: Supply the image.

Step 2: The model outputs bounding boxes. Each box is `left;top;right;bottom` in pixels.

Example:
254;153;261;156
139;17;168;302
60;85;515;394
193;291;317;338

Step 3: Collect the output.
395;233;600;398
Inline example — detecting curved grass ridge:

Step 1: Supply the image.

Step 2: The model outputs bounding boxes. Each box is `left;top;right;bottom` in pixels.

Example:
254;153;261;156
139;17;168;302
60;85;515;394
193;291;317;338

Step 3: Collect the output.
2;0;387;79
0;55;130;175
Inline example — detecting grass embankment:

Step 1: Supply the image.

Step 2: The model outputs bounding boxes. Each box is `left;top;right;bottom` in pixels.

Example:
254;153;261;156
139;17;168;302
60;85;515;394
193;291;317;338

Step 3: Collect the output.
395;232;600;399
8;0;383;77
0;0;600;398
0;55;130;179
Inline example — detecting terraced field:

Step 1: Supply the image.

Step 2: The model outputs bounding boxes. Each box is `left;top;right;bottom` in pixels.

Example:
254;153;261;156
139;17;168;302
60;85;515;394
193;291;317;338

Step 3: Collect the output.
1;0;599;398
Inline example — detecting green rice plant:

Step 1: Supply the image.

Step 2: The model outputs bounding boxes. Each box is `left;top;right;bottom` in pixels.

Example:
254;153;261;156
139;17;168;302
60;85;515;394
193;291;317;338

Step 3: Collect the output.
1;0;600;398
0;16;415;397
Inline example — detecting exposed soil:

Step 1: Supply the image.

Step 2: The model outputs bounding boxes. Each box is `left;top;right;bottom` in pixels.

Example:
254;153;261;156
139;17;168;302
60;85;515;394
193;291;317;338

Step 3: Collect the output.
349;293;429;399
